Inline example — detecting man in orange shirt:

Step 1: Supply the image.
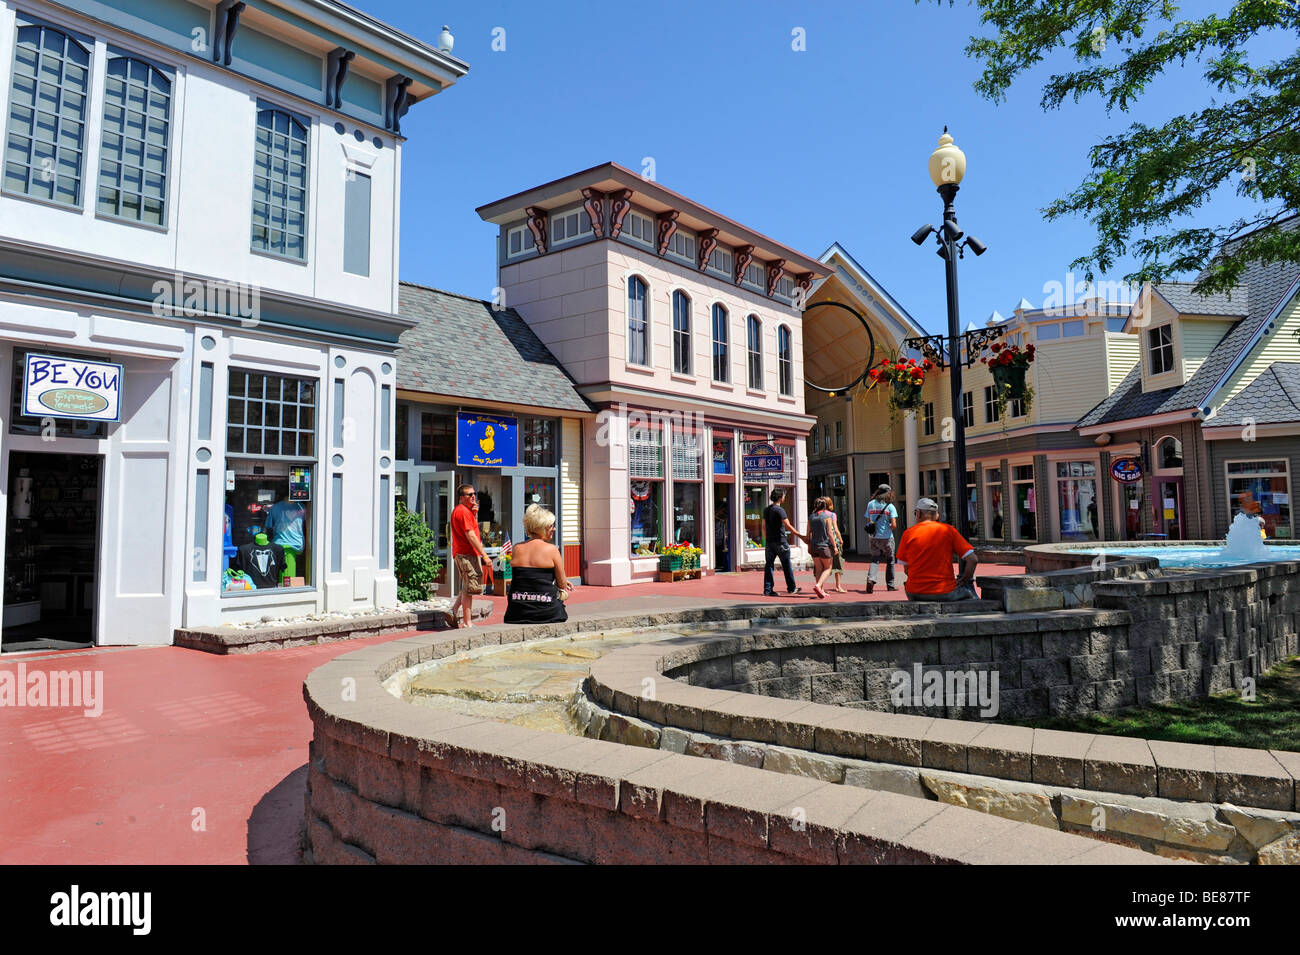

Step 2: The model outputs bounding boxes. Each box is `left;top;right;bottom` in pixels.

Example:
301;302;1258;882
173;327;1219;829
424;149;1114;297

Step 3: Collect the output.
447;483;491;628
895;497;979;602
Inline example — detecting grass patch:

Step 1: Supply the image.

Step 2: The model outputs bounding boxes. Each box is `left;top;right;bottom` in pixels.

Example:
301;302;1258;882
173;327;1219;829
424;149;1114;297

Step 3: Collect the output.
1009;657;1300;752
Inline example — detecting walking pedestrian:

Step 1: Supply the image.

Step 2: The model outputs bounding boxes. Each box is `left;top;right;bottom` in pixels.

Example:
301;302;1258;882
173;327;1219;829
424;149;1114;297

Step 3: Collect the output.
808;496;838;598
446;483;491;628
863;483;898;593
826;498;848;592
762;488;808;596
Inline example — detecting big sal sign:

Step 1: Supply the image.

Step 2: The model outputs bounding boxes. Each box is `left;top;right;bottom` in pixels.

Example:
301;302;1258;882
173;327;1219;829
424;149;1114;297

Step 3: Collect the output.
1110;457;1143;483
23;353;123;422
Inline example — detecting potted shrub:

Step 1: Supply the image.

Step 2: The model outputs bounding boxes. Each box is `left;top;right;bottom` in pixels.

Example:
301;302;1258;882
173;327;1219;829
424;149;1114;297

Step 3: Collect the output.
980;342;1036;419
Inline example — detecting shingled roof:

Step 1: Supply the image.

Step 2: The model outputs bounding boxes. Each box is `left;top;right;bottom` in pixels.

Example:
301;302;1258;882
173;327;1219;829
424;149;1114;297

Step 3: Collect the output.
1154;282;1248;317
1078;216;1300;428
1213;362;1300;426
396;283;592;414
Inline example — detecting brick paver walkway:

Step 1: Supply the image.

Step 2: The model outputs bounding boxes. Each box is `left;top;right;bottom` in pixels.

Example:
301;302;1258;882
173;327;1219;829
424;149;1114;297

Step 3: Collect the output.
0;560;1022;864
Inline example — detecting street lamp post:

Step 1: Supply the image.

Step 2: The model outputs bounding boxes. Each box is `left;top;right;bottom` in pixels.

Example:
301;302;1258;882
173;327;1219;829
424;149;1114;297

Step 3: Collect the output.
904;128;992;540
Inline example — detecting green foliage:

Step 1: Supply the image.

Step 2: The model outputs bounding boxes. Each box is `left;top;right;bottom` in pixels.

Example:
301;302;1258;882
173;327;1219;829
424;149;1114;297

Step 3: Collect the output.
936;0;1300;291
394;504;442;603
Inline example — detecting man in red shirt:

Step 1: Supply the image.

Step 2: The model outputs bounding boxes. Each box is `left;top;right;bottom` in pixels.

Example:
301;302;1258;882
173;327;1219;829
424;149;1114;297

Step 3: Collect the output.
895;497;980;602
448;483;490;628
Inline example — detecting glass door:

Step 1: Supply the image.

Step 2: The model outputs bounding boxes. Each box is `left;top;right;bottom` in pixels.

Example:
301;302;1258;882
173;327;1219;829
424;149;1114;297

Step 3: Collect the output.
713;484;732;572
415;469;455;596
1156;478;1184;540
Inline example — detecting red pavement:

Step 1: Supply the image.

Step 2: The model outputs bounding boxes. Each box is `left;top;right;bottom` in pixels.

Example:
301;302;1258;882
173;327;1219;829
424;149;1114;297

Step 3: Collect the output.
0;560;1022;864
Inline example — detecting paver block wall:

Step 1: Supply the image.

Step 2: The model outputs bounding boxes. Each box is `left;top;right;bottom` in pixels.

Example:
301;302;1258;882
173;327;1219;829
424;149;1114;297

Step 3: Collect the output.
670;562;1300;720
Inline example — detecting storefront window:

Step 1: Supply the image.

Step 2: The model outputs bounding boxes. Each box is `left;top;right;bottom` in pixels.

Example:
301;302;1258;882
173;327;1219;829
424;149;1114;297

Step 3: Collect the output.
673;482;701;545
743;484;767;549
420;412;454;462
522;417;555;467
473;474;513;550
923;470;951;524
224;369;317;593
984;468;1004;539
1056;461;1099;541
631;481;661;555
1012;464;1037;541
1226;460;1291;538
712;437;733;475
630;424;663;554
964;471;977;533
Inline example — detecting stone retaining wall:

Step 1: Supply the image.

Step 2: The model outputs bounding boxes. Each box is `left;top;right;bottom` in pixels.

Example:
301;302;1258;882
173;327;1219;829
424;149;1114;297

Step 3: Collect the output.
570;686;1300;864
303;605;1165;865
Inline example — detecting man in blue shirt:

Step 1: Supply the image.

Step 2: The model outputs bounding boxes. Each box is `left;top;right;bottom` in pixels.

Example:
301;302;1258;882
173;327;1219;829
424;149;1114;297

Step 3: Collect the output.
863;483;897;593
265;497;307;584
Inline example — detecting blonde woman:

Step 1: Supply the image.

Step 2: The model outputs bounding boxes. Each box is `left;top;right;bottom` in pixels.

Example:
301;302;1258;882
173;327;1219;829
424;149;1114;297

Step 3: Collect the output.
826;498;849;592
808;496;838;599
503;505;572;624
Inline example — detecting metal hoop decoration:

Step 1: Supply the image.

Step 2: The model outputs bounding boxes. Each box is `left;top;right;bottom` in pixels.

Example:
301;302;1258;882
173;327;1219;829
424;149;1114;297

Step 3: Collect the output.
801;300;877;395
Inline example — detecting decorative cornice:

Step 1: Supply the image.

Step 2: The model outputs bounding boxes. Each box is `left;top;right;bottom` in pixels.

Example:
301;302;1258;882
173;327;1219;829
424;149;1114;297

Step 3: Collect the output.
383;75;414;132
697;229;719;272
213;0;246;67
656;210;680;257
326;48;355;109
524;206;548;255
581;188;605;239
766;259;786;297
608;190;634;239
734;245;755;285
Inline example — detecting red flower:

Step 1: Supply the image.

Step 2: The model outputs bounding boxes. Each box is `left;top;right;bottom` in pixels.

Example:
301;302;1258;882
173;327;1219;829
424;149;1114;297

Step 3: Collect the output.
991;342;1002;353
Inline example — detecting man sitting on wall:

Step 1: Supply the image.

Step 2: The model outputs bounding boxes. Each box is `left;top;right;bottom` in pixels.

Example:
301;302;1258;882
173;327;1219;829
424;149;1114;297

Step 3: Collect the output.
895;497;979;602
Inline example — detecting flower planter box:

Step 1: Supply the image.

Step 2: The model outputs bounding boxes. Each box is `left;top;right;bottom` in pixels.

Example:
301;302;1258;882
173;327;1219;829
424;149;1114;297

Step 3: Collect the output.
658;555;683;573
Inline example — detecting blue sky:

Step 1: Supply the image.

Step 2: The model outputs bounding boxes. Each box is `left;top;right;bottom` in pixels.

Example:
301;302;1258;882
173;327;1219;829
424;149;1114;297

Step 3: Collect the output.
368;0;1289;334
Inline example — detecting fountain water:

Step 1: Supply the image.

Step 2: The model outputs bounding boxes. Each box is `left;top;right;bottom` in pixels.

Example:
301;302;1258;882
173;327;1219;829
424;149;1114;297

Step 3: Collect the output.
1219;512;1270;562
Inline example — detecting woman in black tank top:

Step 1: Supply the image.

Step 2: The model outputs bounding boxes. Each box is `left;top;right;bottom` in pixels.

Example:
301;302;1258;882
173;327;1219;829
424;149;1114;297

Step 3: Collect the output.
504;505;571;625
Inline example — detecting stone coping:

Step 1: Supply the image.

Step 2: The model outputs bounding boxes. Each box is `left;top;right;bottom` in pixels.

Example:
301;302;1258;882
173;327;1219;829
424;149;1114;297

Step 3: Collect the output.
175;607;484;654
303;601;1167;864
584;625;1299;813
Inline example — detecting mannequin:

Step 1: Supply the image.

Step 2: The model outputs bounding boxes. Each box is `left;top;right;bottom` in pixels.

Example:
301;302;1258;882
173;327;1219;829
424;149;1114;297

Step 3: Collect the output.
237;532;286;590
265;497;306;583
12;469;32;520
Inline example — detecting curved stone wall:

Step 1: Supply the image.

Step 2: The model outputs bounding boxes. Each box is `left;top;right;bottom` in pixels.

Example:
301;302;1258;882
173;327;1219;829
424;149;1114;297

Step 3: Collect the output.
302;603;1166;865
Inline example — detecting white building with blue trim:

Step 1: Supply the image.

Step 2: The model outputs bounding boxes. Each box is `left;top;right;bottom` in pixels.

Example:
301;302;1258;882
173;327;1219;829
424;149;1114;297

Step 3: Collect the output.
0;0;467;649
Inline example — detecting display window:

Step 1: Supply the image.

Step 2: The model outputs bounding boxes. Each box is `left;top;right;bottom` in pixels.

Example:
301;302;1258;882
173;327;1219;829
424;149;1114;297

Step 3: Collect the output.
743;484;767;549
631;479;662;555
1012;464;1037;541
1226;460;1291;538
1056;460;1099;541
223;369;316;594
984;468;1004;539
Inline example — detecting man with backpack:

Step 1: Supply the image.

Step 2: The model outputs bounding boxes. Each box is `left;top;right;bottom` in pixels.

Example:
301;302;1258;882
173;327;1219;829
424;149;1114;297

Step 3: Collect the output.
863;483;898;594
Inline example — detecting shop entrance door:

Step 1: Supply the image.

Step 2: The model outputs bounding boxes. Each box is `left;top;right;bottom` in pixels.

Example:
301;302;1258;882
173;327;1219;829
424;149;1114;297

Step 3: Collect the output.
3;451;101;652
415;470;455;597
713;484;732;572
1155;478;1184;540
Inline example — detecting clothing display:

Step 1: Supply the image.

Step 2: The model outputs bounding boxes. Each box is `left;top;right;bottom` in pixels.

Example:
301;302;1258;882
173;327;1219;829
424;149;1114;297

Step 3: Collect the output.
237;538;286;590
503;565;568;625
266;499;305;551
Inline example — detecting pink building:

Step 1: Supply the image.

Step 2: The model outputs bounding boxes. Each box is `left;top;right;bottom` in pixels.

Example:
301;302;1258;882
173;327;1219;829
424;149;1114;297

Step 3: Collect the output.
477;163;831;585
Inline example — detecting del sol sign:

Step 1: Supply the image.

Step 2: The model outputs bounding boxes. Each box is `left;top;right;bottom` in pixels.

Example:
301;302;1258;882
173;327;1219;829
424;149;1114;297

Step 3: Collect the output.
742;442;785;476
23;353;123;422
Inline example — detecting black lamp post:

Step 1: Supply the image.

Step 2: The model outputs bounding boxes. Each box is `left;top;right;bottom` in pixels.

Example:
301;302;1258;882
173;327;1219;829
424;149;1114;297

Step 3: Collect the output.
903;128;994;539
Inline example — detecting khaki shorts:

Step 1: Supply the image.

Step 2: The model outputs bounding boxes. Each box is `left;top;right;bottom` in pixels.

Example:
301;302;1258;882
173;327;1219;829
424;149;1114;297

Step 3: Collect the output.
455;554;483;595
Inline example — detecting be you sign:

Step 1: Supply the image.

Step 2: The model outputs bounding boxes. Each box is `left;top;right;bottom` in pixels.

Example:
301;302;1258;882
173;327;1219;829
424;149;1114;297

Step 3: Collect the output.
23;353;123;422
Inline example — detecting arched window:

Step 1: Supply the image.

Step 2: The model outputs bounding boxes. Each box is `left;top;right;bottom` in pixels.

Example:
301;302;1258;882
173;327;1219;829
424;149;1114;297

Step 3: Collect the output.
777;325;793;396
1157;436;1183;471
5;20;91;205
672;290;692;375
711;304;729;382
747;315;763;389
99;53;173;225
252;104;310;259
627;276;649;365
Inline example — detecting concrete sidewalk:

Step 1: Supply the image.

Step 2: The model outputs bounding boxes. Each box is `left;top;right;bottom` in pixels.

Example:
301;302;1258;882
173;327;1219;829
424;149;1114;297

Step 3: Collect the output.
0;561;1023;864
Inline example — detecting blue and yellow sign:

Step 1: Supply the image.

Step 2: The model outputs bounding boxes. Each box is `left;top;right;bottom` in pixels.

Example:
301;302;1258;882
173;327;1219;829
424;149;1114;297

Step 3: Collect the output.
457;412;518;468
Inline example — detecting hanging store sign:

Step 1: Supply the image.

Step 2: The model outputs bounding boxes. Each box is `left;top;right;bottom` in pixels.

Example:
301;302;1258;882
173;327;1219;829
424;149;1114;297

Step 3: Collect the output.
742;442;785;476
1110;457;1143;483
457;412;518;468
22;353;123;422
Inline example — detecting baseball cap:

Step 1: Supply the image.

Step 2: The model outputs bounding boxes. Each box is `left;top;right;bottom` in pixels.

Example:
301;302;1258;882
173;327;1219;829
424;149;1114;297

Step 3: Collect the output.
875;484;892;495
916;497;939;511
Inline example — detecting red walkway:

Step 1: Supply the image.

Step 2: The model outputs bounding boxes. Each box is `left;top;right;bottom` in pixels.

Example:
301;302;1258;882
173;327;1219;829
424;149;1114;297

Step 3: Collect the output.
0;561;1022;864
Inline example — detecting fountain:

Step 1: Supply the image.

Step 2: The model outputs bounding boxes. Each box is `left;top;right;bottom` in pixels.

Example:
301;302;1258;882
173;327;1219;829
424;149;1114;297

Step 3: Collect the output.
1219;512;1271;562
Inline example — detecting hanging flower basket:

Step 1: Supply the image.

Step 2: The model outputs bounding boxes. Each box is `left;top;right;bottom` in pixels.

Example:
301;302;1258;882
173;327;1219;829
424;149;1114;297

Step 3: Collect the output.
991;363;1028;399
892;380;923;410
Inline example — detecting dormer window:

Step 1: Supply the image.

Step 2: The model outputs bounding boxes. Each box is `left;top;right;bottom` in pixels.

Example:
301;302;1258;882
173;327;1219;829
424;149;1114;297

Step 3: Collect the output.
1148;324;1174;375
550;208;592;244
624;211;654;245
708;247;733;277
506;224;535;257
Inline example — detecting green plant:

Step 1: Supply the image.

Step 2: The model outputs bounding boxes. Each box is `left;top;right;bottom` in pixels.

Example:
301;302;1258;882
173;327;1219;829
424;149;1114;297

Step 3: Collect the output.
394;504;443;602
